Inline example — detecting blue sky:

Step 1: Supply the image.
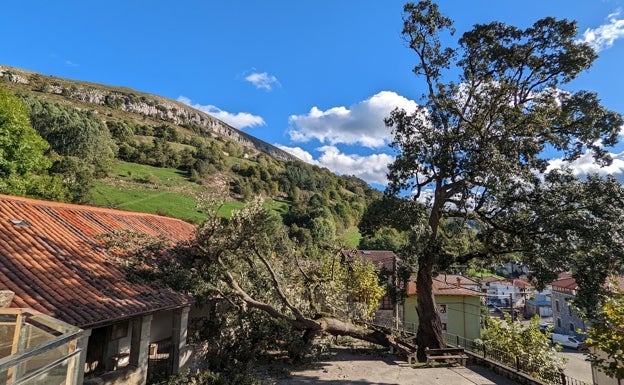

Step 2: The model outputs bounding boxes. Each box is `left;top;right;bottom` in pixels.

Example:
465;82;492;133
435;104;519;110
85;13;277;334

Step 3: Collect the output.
1;1;624;189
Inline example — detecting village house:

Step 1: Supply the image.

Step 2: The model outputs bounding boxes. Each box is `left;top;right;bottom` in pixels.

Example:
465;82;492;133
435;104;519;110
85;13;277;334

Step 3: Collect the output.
550;273;587;337
0;194;196;385
486;278;533;310
524;285;553;318
404;275;484;341
340;249;402;328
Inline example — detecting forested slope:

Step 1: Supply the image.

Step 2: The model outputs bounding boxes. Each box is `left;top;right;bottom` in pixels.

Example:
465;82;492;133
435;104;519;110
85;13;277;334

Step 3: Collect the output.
0;65;381;246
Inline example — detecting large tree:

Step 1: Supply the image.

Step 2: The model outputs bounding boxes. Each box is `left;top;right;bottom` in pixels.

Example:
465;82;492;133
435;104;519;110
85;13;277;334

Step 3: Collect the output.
0;84;69;200
0;85;51;180
385;1;624;359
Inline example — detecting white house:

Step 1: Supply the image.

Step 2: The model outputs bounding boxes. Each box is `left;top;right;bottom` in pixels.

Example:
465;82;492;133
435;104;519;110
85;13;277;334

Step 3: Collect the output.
487;279;533;309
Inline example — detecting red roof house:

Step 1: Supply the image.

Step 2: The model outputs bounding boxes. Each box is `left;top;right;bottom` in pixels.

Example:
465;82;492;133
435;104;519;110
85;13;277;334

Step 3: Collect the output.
0;194;196;384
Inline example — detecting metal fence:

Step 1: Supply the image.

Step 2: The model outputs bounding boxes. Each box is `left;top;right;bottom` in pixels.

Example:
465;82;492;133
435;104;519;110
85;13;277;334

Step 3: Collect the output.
441;332;591;385
399;322;591;385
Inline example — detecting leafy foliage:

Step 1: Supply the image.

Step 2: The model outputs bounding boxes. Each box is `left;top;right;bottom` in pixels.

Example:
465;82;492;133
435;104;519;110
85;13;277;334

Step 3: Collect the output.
480;315;565;384
103;197;389;382
384;0;624;355
586;286;624;381
23;95;117;176
0;85;69;200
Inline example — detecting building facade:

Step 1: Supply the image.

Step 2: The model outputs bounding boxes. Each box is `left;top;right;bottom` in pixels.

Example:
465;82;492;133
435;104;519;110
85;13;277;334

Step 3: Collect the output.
404;276;483;341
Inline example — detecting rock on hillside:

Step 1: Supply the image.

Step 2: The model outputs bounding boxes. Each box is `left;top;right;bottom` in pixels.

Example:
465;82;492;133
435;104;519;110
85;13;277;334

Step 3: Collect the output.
0;65;297;162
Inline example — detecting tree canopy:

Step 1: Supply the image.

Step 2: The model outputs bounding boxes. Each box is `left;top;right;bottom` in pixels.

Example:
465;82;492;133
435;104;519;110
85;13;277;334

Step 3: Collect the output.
0;84;69;200
385;1;624;358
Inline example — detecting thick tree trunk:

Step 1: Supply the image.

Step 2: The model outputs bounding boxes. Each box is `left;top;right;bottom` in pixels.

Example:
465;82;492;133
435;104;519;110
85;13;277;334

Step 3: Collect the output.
414;188;447;361
415;252;446;361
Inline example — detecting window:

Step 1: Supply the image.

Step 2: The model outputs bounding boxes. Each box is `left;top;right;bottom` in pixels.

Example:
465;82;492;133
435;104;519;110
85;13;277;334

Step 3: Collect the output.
439;304;447;314
379;295;393;310
557;318;562;328
569;323;575;332
568;306;572;317
442;323;447;331
555;300;560;312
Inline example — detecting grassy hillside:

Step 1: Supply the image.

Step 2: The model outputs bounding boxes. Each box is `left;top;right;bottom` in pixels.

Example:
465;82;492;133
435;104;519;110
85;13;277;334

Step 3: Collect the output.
93;160;293;223
0;65;382;246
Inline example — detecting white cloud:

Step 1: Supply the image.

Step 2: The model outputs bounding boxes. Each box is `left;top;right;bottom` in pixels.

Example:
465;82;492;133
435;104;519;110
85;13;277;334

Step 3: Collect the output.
244;71;280;91
580;10;624;51
287;91;418;149
278;144;394;186
177;96;265;129
549;150;624;183
276;145;316;164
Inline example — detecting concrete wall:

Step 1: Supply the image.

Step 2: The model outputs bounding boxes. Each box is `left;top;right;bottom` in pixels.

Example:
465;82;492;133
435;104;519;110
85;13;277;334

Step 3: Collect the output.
82;306;191;385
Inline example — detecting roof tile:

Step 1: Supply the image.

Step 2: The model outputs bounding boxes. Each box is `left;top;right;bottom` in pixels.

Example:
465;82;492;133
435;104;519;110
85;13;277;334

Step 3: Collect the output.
0;194;195;328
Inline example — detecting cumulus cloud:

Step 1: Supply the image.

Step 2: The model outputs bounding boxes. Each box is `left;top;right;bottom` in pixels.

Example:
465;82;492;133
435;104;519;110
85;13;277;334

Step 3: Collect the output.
287;91;418;149
580;10;624;51
277;144;394;186
276;145;316;164
244;71;280;91
549;150;624;183
177;96;265;129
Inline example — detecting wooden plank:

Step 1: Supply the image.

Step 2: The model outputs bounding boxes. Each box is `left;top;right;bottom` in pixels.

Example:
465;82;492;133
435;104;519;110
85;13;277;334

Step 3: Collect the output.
6;312;23;385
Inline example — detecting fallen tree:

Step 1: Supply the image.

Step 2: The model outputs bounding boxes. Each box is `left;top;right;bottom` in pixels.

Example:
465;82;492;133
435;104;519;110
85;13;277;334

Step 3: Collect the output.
115;197;414;361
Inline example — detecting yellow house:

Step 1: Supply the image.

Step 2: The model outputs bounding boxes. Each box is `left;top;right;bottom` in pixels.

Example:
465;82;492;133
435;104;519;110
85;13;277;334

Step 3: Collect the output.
404;275;483;341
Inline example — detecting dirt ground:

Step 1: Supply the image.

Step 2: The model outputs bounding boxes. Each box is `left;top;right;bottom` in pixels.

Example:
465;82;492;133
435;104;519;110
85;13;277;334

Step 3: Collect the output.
256;345;519;385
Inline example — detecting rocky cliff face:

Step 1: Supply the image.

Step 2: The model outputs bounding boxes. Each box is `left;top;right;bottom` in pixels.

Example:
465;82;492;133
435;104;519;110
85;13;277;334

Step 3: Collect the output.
0;65;298;162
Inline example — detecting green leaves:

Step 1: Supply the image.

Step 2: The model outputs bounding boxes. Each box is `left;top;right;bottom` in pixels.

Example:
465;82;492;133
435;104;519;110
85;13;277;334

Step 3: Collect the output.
0;85;50;177
586;287;624;380
481;315;565;382
386;0;624;350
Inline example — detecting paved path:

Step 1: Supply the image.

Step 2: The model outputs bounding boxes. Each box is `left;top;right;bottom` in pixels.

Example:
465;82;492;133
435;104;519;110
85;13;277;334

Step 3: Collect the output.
264;347;520;385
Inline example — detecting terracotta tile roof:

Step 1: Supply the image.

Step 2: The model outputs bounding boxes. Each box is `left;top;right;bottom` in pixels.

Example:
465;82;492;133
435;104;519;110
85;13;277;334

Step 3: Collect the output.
340;249;398;273
480;276;503;284
551;276;579;291
406;277;484;297
494;278;533;289
0;194;195;328
436;274;479;287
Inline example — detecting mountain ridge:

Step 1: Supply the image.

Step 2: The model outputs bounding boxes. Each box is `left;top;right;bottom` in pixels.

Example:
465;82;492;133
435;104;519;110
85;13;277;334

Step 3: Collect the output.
0;64;298;163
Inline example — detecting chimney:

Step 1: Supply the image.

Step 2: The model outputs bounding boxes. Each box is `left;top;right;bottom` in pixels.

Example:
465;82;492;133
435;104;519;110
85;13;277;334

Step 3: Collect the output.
456;277;461;288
